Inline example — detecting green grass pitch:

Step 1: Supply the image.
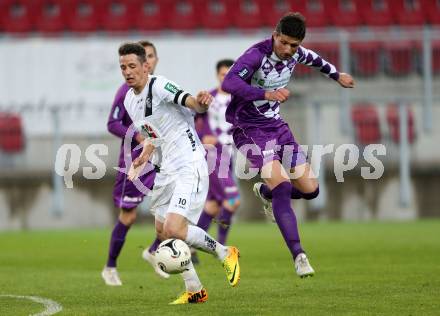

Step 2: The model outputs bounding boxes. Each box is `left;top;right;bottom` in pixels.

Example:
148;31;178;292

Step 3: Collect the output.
1;221;439;315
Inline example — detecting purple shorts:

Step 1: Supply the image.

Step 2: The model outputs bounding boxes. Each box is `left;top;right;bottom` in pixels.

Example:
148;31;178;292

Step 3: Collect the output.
112;149;156;209
232;123;307;170
207;162;240;203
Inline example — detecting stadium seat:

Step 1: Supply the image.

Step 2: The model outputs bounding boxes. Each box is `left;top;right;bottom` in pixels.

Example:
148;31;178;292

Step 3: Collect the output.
386;104;416;144
66;0;103;32
357;0;394;27
199;0;234;30
0;0;36;33
423;0;440;25
390;0;426;26
34;0;68;33
350;42;382;77
101;0;135;32
232;0;265;30
309;43;340;70
167;0;200;31
292;0;330;28
351;104;381;145
327;0;363;28
261;0;293;28
0;113;24;153
384;41;415;76
133;0;168;31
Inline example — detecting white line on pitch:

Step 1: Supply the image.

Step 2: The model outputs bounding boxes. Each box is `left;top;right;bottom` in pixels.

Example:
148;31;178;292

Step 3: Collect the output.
0;294;63;316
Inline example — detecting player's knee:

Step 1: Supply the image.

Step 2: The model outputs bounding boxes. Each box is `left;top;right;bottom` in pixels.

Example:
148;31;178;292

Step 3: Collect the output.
163;223;185;240
224;197;240;212
302;186;319;200
119;208;137;225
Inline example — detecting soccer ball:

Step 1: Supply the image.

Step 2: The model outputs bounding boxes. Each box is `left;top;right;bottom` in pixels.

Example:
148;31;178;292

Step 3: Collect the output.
155;239;191;274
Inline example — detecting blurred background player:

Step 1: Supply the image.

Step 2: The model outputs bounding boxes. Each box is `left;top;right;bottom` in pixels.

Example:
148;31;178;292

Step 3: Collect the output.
119;42;241;304
102;40;167;286
222;12;354;278
193;59;240;263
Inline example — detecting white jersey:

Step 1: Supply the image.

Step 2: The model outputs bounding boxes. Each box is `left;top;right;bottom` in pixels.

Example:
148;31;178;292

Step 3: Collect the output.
124;75;205;176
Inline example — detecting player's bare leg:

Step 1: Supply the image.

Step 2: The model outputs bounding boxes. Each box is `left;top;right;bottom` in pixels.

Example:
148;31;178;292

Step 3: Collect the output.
142;218;170;279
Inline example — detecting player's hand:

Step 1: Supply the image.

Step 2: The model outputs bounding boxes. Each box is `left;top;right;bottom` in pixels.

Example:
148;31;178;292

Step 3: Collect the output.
265;88;290;102
196;91;213;109
338;73;355;88
128;157;148;181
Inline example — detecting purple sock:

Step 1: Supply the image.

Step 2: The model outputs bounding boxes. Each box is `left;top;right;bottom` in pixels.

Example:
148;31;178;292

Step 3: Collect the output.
197;210;214;232
260;183;273;199
148;238;161;253
107;220;130;268
217;208;233;245
260;183;305;200
271;182;304;259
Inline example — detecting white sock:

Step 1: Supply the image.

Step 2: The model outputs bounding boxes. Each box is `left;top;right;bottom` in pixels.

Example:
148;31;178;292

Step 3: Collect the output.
181;261;202;293
186;225;228;260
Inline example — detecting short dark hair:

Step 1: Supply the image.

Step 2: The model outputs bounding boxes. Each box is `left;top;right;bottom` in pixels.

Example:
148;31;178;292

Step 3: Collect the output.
118;42;146;63
138;40;158;57
275;12;306;40
216;59;234;73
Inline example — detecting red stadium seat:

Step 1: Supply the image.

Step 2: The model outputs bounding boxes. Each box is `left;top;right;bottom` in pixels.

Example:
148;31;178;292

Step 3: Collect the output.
292;0;330;28
351;42;382;77
390;0;426;26
133;0;168;31
293;63;313;79
386;104;416;144
101;0;135;32
261;0;293;28
167;0;200;31
34;0;68;33
232;0;265;30
327;0;363;28
66;0;103;32
384;41;415;76
0;0;36;33
357;0;394;27
423;0;440;25
351;104;381;145
0;113;25;153
199;0;234;30
309;42;340;70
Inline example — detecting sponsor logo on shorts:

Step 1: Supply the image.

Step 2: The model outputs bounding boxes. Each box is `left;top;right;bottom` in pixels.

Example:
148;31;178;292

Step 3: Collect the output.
123;196;142;203
225;186;238;193
262;149;275;157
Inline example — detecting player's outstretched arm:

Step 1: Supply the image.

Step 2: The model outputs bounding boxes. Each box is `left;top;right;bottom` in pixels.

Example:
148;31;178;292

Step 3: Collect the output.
337;73;355;88
128;139;155;181
185;91;213;113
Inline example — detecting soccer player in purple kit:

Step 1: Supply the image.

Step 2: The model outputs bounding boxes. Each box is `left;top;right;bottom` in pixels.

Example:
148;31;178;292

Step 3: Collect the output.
102;41;167;286
222;12;355;277
195;59;240;249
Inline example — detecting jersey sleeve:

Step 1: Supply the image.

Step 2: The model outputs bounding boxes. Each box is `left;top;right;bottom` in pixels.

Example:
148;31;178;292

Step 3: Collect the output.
295;46;340;81
107;84;130;139
222;47;266;102
155;76;191;106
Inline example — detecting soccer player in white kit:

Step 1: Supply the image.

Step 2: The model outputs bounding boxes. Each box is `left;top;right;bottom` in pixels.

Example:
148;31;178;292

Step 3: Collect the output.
118;42;240;304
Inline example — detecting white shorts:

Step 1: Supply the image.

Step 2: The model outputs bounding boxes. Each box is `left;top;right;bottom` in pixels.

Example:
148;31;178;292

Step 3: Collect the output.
149;160;208;225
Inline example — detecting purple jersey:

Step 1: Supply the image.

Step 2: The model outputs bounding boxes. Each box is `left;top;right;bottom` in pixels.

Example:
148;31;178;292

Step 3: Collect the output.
222;37;339;129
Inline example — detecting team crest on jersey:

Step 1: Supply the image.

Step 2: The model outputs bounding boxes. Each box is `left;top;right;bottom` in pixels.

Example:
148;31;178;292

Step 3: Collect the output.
238;67;249;78
165;82;179;94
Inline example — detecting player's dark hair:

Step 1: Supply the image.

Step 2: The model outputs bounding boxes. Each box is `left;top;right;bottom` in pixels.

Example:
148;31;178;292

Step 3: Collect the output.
216;59;234;73
275;12;306;40
138;40;158;57
118;42;146;63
